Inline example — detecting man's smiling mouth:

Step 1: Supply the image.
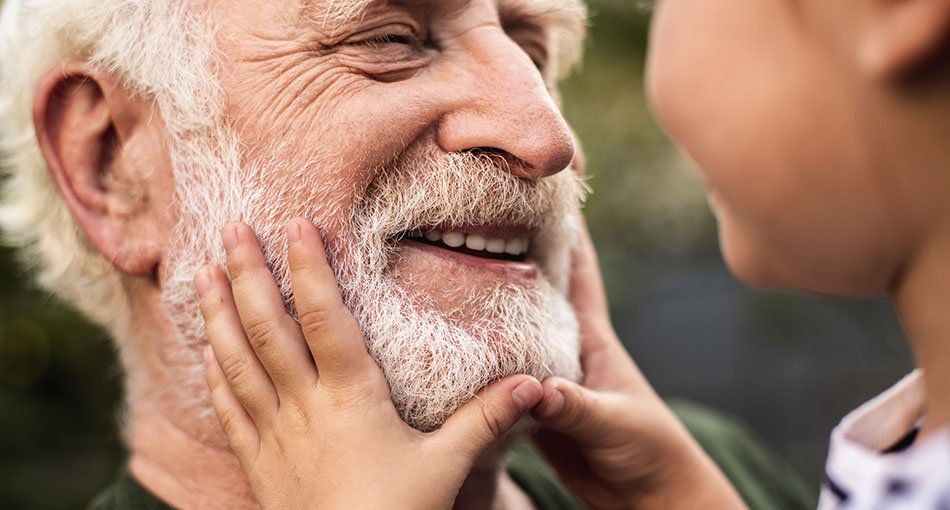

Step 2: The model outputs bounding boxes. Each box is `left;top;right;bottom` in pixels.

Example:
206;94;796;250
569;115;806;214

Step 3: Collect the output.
399;229;531;262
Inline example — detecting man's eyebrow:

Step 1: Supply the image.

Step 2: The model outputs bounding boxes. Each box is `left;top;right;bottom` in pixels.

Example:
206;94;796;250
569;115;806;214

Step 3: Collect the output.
500;0;586;25
299;0;375;32
500;0;588;77
299;0;588;77
301;0;584;31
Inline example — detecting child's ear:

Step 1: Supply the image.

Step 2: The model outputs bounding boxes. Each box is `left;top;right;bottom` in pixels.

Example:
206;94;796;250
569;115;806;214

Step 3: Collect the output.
858;0;950;79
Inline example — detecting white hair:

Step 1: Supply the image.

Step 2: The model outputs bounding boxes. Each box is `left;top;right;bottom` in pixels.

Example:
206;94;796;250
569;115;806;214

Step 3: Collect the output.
0;0;586;344
0;0;224;340
0;0;589;447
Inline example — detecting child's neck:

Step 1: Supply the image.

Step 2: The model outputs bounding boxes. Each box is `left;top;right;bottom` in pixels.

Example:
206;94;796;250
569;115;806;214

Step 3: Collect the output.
894;233;950;438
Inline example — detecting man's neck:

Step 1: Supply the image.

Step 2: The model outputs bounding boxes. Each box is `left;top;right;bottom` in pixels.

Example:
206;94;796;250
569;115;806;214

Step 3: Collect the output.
128;409;258;510
122;282;259;509
894;233;950;438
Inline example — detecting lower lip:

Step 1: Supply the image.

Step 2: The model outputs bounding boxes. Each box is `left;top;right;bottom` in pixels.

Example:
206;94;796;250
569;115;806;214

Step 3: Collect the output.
399;239;540;280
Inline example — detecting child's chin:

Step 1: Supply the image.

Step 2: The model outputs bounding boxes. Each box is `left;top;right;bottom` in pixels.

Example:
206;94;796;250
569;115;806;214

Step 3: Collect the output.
717;225;785;290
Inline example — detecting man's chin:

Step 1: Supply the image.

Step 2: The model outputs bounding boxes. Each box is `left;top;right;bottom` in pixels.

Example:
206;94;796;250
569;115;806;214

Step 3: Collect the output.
355;274;582;433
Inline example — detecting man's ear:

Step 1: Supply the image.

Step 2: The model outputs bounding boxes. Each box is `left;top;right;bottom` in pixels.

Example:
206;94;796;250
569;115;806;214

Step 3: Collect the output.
858;0;950;78
33;61;171;276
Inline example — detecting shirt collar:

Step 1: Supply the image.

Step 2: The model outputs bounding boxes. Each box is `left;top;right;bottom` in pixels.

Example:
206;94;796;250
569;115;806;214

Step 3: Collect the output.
834;370;926;453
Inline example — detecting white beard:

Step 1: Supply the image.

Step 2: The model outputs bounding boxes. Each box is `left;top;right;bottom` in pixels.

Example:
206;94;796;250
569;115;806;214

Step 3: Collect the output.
160;135;585;432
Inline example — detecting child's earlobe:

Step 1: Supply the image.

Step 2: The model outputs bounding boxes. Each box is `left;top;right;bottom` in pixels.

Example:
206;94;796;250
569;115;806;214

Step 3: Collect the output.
858;0;949;79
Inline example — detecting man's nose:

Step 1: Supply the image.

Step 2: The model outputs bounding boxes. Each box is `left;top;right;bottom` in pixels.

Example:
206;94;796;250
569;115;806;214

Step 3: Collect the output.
436;28;575;179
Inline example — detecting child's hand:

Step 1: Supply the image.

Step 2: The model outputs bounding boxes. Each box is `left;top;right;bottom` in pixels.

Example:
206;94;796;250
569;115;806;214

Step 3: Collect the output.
531;224;747;510
194;219;543;510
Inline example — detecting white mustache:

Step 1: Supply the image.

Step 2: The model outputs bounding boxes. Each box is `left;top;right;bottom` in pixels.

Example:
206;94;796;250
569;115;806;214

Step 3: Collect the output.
350;145;587;275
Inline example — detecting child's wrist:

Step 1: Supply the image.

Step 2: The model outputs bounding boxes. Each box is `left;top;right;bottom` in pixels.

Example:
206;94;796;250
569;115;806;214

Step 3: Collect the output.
632;429;746;510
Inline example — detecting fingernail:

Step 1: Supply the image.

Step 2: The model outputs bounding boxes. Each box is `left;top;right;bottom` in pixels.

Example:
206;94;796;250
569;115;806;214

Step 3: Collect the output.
512;380;543;414
539;388;565;419
222;225;238;253
287;220;301;245
194;267;213;297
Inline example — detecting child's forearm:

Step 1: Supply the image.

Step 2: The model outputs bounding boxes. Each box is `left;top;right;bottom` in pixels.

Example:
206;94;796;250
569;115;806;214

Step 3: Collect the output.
633;439;747;510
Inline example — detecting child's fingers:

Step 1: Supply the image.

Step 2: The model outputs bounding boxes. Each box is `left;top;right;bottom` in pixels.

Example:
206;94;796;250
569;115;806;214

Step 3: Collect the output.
568;220;616;360
287;218;381;391
223;222;318;397
568;221;610;325
566;221;635;386
196;265;279;421
204;346;261;463
531;377;604;441
435;375;543;461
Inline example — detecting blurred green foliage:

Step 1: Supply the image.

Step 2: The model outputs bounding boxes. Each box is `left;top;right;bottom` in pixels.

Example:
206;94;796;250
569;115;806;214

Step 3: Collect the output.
0;246;123;509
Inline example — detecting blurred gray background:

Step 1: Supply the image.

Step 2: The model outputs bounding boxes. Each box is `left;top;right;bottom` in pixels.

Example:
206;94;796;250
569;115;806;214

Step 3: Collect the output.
0;1;914;508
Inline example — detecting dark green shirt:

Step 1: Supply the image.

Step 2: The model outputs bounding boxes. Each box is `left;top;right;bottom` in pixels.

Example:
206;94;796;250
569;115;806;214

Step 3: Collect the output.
90;402;815;510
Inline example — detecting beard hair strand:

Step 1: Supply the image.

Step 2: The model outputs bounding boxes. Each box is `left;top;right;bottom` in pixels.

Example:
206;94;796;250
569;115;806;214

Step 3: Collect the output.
160;138;585;434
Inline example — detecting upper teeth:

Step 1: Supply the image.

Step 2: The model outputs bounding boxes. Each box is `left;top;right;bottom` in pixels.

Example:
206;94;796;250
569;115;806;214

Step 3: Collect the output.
414;230;530;256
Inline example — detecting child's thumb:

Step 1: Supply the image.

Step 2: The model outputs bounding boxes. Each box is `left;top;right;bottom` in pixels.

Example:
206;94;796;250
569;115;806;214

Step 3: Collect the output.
436;375;543;460
531;377;601;435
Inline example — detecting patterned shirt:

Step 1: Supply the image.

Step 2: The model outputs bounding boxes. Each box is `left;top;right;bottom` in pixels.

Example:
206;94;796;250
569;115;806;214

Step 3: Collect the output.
818;371;950;510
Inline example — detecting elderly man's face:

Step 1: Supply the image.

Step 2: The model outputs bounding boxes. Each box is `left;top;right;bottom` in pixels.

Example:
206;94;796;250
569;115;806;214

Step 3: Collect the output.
164;0;586;431
213;0;578;285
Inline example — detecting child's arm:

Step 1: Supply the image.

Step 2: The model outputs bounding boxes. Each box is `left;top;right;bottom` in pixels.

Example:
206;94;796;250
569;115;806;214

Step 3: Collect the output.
530;224;748;510
194;219;543;510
